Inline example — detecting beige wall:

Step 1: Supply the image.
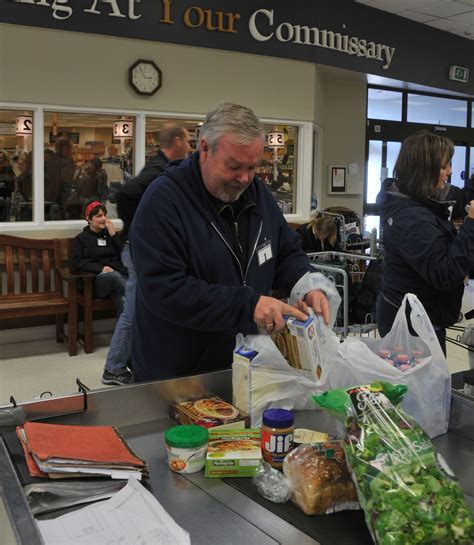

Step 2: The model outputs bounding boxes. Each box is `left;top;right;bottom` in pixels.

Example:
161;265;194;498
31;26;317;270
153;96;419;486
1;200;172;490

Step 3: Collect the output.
317;68;367;218
0;24;317;121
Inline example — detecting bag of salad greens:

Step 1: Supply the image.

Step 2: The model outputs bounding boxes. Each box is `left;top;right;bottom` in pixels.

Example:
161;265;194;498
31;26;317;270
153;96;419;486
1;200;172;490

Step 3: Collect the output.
313;382;473;545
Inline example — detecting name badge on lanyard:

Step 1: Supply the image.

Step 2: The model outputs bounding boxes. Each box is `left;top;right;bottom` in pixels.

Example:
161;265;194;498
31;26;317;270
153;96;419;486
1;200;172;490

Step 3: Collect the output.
97;238;107;247
257;240;272;266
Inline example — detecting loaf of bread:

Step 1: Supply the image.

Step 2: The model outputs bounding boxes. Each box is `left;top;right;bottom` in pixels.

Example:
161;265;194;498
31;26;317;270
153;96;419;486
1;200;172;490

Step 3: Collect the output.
283;442;358;515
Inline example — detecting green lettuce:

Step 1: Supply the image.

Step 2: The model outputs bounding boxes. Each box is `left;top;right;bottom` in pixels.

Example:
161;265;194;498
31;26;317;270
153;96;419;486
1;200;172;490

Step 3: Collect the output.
313;382;474;545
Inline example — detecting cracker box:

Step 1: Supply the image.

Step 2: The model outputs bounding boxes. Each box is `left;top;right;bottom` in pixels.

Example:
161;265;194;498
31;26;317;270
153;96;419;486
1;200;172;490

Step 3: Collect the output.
284;313;324;381
169;396;248;430
205;429;262;478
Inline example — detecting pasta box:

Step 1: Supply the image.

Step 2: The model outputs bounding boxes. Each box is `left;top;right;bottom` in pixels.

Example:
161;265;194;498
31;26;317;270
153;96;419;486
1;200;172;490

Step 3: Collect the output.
205;428;262;478
169;396;248;430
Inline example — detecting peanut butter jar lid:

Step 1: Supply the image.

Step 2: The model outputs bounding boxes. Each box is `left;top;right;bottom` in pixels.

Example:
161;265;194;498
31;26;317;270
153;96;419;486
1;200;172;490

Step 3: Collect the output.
165;425;208;448
262;409;294;429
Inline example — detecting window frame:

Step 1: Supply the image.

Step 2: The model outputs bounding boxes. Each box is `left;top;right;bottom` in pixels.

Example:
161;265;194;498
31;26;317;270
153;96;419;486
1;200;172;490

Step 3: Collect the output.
0;102;316;231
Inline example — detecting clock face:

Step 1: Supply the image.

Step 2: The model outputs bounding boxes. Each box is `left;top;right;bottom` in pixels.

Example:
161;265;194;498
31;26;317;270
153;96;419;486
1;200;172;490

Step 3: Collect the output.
129;60;162;96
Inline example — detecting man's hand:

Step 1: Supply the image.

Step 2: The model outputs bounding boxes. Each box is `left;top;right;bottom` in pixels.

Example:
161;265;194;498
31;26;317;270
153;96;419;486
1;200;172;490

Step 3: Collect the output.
101;266;113;273
299;289;330;324
254;295;309;333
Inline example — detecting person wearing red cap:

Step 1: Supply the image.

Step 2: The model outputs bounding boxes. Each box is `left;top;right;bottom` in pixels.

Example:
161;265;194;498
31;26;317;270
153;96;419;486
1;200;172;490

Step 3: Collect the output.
71;200;127;323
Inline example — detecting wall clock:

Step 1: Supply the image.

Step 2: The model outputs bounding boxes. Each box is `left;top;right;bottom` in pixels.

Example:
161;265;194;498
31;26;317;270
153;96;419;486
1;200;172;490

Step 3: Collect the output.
128;59;162;96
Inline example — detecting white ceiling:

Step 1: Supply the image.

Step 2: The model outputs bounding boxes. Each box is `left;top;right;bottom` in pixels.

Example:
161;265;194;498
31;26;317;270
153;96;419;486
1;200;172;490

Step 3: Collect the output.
355;0;474;39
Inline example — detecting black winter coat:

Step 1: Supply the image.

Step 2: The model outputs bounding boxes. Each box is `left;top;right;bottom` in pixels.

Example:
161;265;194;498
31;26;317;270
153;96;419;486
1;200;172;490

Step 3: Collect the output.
71;226;126;276
376;178;474;332
296;223;336;253
116;150;169;240
130;152;313;381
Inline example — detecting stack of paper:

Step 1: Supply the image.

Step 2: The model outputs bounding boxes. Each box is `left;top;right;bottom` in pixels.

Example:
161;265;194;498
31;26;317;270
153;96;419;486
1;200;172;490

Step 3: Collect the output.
37;479;190;545
16;422;147;480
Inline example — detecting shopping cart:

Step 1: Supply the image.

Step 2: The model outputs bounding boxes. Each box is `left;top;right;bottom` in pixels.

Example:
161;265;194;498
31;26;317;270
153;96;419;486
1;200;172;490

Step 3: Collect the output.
308;251;379;338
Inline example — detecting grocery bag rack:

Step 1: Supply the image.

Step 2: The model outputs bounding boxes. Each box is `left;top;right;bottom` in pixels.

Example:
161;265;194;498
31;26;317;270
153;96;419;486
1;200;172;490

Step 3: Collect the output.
308;251;378;338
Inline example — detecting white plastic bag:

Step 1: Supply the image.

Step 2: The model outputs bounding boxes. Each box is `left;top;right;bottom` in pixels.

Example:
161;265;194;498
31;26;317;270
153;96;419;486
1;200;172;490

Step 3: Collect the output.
330;293;451;438
233;321;340;427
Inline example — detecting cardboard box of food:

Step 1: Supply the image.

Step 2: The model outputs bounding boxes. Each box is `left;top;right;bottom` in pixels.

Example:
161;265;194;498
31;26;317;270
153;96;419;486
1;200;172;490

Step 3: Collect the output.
170;396;248;430
282;314;324;381
205;429;262;478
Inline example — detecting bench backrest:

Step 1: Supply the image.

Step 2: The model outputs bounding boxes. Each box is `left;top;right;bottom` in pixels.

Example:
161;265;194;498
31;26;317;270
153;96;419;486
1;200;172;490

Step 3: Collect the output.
0;235;63;296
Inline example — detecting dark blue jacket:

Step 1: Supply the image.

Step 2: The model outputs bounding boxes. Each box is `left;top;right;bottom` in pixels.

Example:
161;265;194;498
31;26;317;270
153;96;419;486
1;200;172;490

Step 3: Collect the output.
376;178;474;333
130;152;312;380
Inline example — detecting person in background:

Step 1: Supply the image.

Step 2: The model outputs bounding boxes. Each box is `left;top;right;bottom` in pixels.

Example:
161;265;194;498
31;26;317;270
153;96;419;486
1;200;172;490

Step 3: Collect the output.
14;151;33;221
296;213;338;253
376;130;474;354
77;157;109;203
0;149;16;222
131;102;339;382
44;136;76;219
71;201;127;319
101;123;191;386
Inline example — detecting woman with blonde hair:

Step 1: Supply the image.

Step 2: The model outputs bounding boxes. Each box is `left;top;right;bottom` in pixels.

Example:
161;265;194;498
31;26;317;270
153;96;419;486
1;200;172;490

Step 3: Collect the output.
296;213;338;253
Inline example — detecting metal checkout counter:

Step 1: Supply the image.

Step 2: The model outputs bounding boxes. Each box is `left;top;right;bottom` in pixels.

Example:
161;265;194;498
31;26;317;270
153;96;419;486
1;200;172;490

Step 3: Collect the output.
0;369;473;545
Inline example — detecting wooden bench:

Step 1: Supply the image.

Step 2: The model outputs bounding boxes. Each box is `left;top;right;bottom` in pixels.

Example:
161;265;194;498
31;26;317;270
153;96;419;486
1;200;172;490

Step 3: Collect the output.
66;239;117;354
0;235;78;356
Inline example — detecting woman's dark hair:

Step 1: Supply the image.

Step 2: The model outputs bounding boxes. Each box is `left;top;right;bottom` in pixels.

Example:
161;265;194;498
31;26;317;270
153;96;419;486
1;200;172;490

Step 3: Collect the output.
84;200;106;220
393;130;454;201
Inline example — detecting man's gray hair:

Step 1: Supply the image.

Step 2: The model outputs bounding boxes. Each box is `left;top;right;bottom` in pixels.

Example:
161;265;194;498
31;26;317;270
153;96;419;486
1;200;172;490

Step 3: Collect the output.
199;102;264;152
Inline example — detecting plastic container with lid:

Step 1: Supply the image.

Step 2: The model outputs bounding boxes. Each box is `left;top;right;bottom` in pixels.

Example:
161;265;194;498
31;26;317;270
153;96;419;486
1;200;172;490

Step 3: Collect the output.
261;408;294;470
165;425;208;474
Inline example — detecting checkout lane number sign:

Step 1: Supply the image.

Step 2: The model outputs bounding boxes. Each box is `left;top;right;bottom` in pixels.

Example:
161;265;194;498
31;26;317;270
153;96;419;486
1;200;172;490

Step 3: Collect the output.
113;120;134;139
16;116;33;135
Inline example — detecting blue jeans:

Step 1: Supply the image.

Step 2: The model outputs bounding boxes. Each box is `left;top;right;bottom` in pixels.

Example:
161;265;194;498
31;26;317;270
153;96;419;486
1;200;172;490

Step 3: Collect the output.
104;244;135;375
93;270;126;315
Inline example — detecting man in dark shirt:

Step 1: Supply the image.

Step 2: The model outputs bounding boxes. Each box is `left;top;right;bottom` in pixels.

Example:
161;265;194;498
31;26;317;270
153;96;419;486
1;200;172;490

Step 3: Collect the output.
102;123;191;385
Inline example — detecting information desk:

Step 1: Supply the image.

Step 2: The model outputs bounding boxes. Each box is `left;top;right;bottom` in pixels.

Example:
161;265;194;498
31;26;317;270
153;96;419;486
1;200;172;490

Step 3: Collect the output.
0;370;473;545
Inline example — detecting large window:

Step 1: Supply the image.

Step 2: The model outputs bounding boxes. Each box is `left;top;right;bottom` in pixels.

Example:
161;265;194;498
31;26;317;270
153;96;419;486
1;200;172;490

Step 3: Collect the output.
0;109;33;222
367;89;402;121
0;104;310;229
407;94;467;127
43;112;135;221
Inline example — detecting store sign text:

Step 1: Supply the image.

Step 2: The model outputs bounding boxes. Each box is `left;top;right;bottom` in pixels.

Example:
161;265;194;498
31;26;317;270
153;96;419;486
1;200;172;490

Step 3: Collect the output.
13;0;396;69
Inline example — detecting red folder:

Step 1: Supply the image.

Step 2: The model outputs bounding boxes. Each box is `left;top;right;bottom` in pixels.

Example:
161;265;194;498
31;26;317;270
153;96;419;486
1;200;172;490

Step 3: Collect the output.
16;422;146;469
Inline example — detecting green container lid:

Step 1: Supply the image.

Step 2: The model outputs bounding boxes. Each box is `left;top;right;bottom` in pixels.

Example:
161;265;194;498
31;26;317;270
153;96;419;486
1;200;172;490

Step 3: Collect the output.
165;425;208;448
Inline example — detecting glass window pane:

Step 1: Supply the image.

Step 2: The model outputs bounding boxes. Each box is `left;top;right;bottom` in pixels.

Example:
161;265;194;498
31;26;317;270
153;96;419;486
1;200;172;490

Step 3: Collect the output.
363;215;380;237
472;103;474;128
145;117;198;162
0;109;33;222
44;112;135;221
259;125;298;214
470;146;474;179
451;146;466;189
387;141;401;180
367;89;402;121
367;140;382;204
407;94;467;127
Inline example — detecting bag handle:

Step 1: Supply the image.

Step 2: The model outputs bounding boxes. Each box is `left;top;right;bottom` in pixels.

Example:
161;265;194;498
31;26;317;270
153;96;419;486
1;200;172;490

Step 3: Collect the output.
396;293;445;359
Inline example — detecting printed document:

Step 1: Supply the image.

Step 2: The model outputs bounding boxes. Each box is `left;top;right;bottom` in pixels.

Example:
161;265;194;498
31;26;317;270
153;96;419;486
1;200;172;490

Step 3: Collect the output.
37;478;191;545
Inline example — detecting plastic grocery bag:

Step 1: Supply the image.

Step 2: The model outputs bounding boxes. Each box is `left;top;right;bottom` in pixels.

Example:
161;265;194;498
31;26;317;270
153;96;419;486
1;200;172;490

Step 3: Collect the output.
329;294;450;438
313;382;474;545
232;326;339;427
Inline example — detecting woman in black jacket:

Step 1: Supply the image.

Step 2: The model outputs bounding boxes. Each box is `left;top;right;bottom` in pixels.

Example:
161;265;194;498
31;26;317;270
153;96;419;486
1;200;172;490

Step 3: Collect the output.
376;130;474;354
71;201;127;314
296;214;338;253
